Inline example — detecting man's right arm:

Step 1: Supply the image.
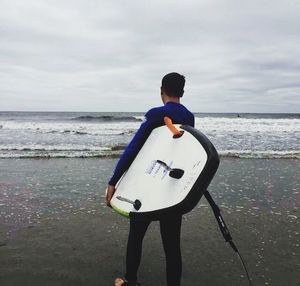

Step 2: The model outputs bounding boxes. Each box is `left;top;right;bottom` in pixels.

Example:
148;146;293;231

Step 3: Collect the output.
108;108;158;187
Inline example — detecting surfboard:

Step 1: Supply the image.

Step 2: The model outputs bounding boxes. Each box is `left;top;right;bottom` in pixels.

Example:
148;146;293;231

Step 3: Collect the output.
110;118;219;220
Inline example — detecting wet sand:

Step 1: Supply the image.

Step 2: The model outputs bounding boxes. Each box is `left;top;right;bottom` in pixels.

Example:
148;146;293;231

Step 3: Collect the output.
0;158;299;286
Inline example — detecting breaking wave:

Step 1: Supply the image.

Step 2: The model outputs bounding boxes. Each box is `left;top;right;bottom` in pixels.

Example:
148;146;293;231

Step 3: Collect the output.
71;115;142;122
0;145;299;159
218;150;300;159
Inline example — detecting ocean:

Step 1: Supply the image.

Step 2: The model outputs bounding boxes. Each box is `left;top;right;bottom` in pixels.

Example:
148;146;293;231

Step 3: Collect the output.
0;111;299;285
0;111;299;159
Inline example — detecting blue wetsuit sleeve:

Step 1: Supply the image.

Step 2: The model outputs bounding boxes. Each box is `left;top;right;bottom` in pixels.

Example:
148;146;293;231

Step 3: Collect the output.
108;110;157;186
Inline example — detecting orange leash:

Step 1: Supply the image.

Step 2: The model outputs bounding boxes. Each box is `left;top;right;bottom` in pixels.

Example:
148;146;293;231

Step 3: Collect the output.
164;117;183;138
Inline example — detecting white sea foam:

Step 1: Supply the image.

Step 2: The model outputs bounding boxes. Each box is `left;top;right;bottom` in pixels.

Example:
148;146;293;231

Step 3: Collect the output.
195;117;300;133
0;147;298;159
0;120;139;135
0;112;299;159
218;150;300;159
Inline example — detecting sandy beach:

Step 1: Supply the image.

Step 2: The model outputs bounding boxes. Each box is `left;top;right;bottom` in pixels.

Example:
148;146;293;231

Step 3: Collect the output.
0;158;299;286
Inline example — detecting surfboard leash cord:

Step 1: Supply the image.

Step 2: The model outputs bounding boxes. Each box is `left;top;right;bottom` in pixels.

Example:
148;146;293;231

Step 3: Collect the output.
204;190;253;286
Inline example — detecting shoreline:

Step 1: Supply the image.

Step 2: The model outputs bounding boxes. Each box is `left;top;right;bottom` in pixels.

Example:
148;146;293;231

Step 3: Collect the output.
1;153;299;159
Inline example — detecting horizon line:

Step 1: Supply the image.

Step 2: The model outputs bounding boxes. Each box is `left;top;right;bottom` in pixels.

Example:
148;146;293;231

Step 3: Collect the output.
0;110;299;115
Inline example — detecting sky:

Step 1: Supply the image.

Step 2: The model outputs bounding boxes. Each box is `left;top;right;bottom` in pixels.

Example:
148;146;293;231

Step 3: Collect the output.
0;0;299;113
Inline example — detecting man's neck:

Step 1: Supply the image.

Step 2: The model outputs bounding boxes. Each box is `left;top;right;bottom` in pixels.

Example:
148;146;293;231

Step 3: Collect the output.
164;96;180;104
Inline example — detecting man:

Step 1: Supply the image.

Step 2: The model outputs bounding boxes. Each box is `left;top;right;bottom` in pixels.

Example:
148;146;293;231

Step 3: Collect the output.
106;72;195;286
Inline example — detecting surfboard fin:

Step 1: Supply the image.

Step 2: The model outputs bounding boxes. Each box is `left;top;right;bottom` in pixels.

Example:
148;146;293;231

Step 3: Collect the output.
169;168;184;179
116;196;142;211
156;160;184;179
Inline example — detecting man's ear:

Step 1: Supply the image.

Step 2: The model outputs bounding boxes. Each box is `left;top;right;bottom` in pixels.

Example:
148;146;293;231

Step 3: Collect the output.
161;88;165;103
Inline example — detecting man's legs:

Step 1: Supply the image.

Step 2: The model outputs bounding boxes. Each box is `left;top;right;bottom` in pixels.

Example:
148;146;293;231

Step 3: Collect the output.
125;219;151;282
160;216;182;286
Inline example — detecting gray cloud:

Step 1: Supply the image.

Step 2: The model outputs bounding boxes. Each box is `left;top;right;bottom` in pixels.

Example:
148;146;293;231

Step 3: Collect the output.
0;0;299;112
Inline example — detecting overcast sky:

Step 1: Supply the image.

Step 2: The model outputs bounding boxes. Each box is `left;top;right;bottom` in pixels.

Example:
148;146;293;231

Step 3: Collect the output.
0;0;299;113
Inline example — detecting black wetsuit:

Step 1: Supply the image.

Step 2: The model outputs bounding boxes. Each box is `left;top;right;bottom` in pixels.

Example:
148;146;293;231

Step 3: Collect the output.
108;102;194;286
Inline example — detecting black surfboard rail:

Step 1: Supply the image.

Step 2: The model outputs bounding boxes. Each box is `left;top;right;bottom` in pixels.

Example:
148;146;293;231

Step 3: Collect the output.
126;125;253;285
130;125;220;221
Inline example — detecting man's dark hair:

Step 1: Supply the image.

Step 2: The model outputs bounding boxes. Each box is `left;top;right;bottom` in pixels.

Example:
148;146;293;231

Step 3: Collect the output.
161;72;185;98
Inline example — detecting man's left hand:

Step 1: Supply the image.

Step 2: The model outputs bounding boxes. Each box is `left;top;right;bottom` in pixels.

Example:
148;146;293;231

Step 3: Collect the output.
106;185;116;207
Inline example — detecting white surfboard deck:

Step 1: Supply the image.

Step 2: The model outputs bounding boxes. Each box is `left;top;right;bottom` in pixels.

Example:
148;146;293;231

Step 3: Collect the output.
110;125;208;217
